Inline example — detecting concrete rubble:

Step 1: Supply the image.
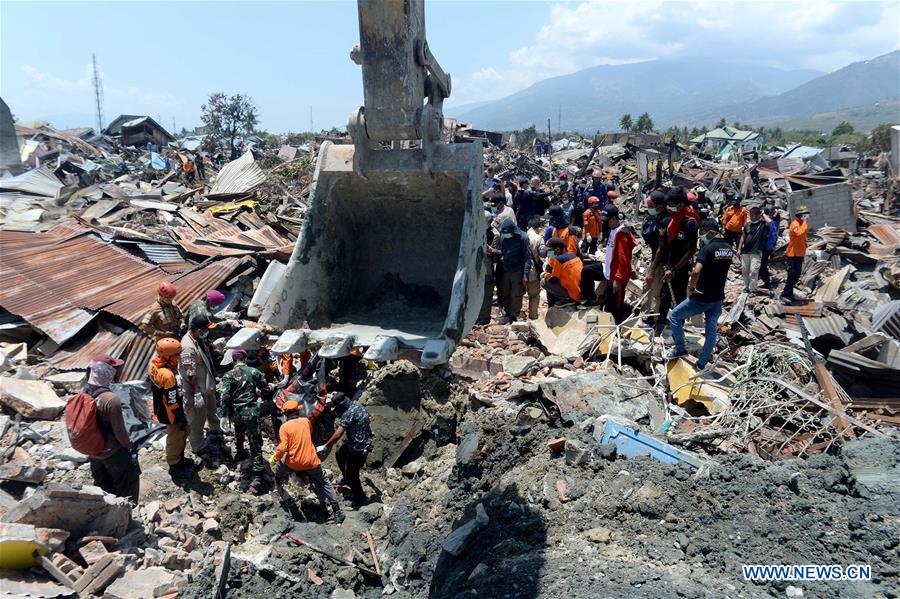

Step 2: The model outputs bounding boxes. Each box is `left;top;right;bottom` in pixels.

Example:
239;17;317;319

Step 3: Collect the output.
0;114;897;598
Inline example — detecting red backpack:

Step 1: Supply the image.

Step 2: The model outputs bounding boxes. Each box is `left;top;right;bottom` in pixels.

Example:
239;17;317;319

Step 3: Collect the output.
65;392;105;456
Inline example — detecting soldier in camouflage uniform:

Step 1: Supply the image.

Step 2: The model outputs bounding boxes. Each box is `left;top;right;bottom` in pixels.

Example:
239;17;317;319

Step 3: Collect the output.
219;349;271;493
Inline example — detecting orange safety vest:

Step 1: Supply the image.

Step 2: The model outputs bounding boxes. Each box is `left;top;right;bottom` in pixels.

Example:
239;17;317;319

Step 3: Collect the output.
582;209;601;239
553;226;580;255
545;255;583;301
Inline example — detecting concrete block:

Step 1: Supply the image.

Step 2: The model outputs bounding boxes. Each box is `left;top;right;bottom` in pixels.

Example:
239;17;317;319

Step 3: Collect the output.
1;484;132;539
103;567;177;599
0;377;65;419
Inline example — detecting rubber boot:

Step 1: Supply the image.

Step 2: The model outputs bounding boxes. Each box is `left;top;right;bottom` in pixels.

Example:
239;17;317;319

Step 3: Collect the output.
327;502;345;524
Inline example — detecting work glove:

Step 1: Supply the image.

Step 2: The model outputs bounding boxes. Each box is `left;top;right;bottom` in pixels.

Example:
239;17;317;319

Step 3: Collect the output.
268;455;277;467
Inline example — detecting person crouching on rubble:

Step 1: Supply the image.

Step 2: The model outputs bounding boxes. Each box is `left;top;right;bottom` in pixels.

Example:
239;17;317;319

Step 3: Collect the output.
319;392;373;508
665;219;734;371
542;237;583;305
219;349;271;493
149;338;195;480
179;315;224;462
269;400;344;523
140;282;184;342
87;354;140;504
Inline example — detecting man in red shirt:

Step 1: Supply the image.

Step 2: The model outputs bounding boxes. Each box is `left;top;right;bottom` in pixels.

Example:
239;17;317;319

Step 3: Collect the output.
581;206;636;322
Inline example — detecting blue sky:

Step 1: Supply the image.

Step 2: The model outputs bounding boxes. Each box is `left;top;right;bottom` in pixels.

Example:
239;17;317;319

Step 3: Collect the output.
1;1;897;133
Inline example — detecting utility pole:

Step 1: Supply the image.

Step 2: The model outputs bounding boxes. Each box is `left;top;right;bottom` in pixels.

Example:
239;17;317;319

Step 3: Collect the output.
172;117;177;136
91;54;104;133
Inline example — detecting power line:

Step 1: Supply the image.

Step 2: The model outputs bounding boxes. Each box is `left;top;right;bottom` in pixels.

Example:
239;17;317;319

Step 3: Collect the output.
91;54;104;132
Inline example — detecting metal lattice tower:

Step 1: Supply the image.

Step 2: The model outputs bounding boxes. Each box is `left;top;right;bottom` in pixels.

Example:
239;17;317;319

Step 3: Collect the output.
92;54;104;133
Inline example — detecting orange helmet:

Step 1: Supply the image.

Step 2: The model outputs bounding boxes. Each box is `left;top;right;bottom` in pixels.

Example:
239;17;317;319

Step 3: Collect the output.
156;337;182;357
587;196;600;205
157;282;177;298
606;190;618;200
282;399;300;413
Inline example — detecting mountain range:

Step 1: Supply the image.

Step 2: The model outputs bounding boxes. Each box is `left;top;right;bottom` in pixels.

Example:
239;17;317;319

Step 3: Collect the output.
452;50;900;133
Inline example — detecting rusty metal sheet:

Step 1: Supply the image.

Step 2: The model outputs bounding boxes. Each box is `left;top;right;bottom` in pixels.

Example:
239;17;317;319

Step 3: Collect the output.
868;224;900;246
782;302;823;317
49;330;137;371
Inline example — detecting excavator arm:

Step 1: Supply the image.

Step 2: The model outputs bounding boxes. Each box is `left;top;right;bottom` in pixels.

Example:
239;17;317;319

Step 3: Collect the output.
240;0;485;367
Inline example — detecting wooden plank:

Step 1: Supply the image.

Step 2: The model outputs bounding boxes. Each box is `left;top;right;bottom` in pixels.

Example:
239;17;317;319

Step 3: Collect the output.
383;419;424;470
366;532;382;576
35;553;76;590
215;542;231;599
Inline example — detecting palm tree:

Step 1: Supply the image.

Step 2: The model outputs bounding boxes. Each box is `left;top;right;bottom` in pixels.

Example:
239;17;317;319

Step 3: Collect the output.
619;114;633;133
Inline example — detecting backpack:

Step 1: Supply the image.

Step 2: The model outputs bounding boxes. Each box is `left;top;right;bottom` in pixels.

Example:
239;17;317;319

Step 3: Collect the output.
65;391;105;456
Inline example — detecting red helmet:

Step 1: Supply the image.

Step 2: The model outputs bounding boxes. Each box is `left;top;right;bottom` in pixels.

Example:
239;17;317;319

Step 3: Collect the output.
687;192;697;202
559;172;569;180
606;191;618;199
157;282;177;298
587;196;600;205
591;169;603;179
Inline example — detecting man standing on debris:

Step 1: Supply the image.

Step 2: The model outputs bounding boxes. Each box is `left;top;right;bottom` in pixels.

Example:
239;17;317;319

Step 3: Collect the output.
780;205;810;303
737;205;770;294
597;207;636;322
722;191;748;246
513;176;552;230
759;201;782;289
582;196;603;254
319;392;373;507
491;195;515;228
179;315;224;461
195;154;206;180
149;338;194;479
647;188;698;331
86;354;140;504
666;219;734;370
220;349;271;493
185;289;227;327
585;169;608;208
496;219;531;323
543;237;583;305
525;217;546;320
140;282;184;342
269;400;344;523
640;191;668;320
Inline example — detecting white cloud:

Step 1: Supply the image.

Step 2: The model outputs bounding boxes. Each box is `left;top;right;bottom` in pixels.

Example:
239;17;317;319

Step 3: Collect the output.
451;0;899;105
23;63;93;90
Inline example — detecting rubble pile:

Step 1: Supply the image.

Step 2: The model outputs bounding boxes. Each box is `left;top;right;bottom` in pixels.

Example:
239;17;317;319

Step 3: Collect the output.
1;113;898;598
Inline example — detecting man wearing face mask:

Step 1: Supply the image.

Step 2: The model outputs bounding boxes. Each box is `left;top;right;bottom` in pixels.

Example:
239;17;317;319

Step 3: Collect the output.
736;205;771;294
582;196;603;254
665;219;734;371
140;282;184;342
780;206;810;303
640;191;668;320
544;205;581;256
180;315;224;460
759;202;782;289
722;192;748;247
647;188;698;331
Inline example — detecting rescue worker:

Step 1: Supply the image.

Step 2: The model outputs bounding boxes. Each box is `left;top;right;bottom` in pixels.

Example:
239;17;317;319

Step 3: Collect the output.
665;219;734;371
319;392;374;507
780;205;810;303
585;169;608;207
86;354;140;504
149;338;194;479
542;237;583;305
185;289;227;328
736;205;770;294
544;205;580;256
722;191;748;246
525;216;546;320
496;219;531;323
647;188;699;331
582;196;602;254
584;206;636;323
195;154;206;180
183;157;196;184
759;201;782;289
269;400;344;523
513;176;551;230
640;191;668;320
179;315;223;458
140;282;184;342
220;349;271;493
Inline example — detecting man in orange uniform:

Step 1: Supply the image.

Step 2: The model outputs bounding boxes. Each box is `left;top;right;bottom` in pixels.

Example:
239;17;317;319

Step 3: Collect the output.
582;196;602;254
721;191;748;246
544;205;581;256
543;237;583;304
148;338;194;479
269;399;343;522
780;205;810;303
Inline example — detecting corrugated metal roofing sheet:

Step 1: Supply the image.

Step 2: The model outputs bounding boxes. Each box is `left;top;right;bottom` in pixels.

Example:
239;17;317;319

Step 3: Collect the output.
0;219;244;335
208;151;266;197
50;329;137;371
0;166;64;197
868;224;900;246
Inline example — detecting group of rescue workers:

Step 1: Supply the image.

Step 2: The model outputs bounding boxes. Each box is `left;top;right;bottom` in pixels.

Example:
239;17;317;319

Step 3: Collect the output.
81;162;812;528
86;285;374;524
482;166;811;372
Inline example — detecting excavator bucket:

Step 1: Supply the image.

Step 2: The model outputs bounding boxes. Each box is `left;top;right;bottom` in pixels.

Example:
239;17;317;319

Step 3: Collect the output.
237;0;486;366
250;141;485;366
